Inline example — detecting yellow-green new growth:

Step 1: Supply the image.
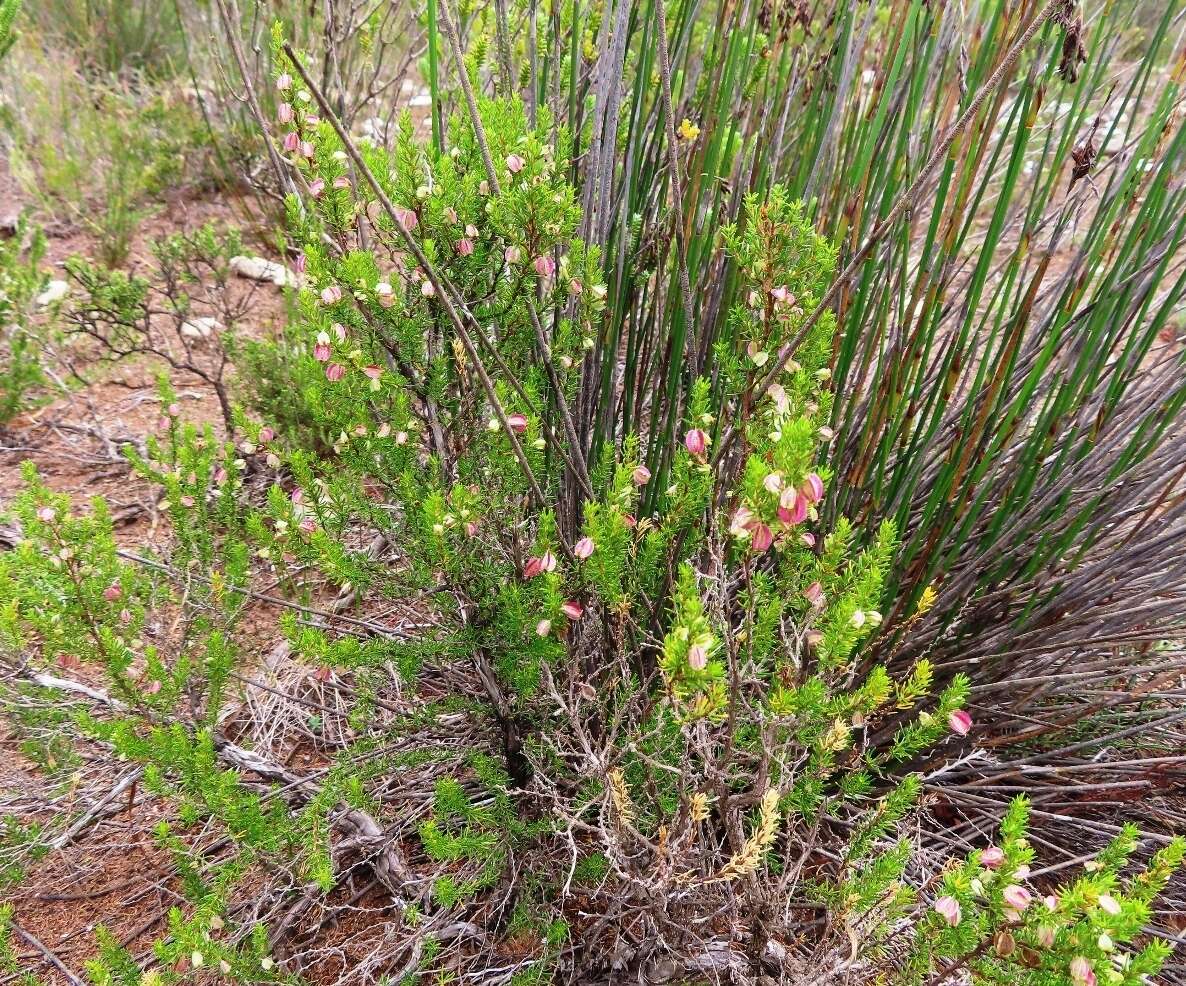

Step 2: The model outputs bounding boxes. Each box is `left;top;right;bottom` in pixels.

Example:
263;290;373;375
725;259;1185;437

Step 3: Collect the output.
718;788;781;880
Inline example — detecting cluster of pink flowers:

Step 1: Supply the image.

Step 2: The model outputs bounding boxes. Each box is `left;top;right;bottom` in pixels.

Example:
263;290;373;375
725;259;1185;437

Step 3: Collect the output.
523;552;558;579
522;546;584;633
312;324;354;381
932;845;1033;929
729;470;825;554
287;488;318;536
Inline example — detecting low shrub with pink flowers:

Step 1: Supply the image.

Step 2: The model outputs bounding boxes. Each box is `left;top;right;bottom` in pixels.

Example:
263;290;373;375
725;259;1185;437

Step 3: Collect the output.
3;3;1186;985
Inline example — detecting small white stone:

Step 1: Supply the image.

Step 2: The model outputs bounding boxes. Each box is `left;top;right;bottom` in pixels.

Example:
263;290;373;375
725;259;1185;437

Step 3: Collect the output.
180;317;223;340
36;280;69;307
230;255;296;287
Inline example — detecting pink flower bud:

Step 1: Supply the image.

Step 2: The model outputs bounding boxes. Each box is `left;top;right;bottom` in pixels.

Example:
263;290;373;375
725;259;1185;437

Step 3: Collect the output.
333;176;350;190
800;532;816;547
276;73;293;91
506;413;528;434
168;403;181;417
540;551;558;573
523;557;543;579
934;896;961;927
560;600;583;621
803;581;824;606
980;846;1005;869
313;341;331;361
393;206;418;231
259;427;275;443
684;428;708;457
1002;885;1031;911
506;153;525;173
298;518;317;534
283;132;300;153
362;365;382;380
687;644;708;670
479;180;490;195
623;514;637;528
456;237;474;256
464;521;477;538
444;207;458;223
729;506;755;539
103;584;122;602
632;466;651;486
332;322;347;342
180;495;196;508
573;537;595;560
294;253;307;274
948;709;973;736
1036;925;1056;948
763;472;783;494
308;178;325;197
778;487;808;525
420;279;435;297
465;224;478;238
277;102;294;124
214;467;228;484
119;608;132;625
325;363;345;382
569;279;583;296
300;140;315;159
504;245;521;264
37;506;56;523
801;472;825;504
533;254;556;277
536;619;552;637
750;523;773;552
1097;894;1121;916
1070;957;1095;986
320;285;343;305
